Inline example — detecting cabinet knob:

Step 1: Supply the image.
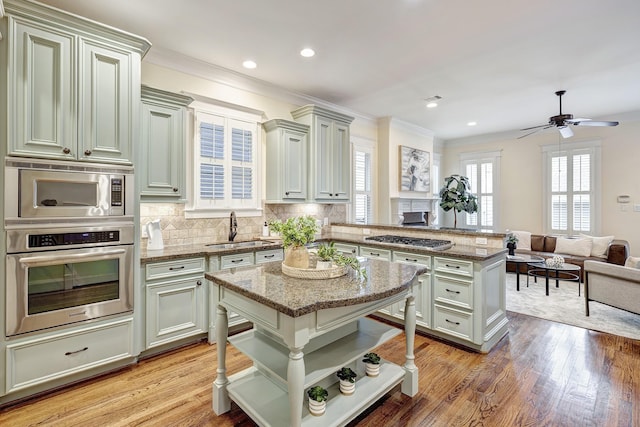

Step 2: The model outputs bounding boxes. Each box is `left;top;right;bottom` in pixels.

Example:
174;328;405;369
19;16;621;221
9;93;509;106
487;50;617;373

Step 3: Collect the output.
173;187;179;192
84;149;92;156
285;192;290;196
62;147;71;154
196;280;202;286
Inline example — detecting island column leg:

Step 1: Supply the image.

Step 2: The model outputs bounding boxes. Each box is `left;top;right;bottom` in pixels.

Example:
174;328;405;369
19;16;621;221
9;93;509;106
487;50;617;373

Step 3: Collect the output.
402;293;418;396
287;346;305;427
213;304;230;415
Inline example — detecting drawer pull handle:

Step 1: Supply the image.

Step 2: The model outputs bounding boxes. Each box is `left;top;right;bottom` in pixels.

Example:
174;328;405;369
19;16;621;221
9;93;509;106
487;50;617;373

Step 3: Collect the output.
445;288;461;294
405;258;418;262
69;310;87;317
264;254;275;258
65;347;88;356
445;264;461;269
369;253;380;257
445;319;461;326
231;259;244;263
169;266;185;271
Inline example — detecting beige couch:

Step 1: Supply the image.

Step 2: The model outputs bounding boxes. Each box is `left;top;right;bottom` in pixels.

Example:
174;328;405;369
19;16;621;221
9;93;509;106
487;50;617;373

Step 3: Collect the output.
584;260;640;316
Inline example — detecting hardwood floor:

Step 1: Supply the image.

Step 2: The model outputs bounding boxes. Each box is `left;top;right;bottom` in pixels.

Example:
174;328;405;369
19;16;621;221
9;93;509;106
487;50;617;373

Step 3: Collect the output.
1;312;639;426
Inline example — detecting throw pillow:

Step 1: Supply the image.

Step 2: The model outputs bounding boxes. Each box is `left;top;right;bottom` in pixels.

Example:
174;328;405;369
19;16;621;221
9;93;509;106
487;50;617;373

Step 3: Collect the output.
554;237;593;257
579;234;615;258
510;230;531;250
624;256;640;269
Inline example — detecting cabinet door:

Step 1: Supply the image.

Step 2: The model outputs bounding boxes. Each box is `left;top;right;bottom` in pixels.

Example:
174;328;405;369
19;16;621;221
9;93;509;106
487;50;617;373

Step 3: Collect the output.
331;122;351;200
8;19;76;159
79;39;132;164
282;129;308;200
140;101;184;199
314;116;334;200
146;277;206;348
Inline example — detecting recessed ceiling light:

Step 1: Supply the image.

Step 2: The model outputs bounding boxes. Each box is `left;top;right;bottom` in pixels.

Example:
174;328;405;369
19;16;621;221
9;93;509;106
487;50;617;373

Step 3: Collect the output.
242;60;257;69
424;95;442;108
300;48;315;58
467;121;477;126
426;102;438;108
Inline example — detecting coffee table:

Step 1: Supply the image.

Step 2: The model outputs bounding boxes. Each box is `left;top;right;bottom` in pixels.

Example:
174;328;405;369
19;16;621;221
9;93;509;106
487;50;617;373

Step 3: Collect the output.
527;262;582;296
506;254;544;291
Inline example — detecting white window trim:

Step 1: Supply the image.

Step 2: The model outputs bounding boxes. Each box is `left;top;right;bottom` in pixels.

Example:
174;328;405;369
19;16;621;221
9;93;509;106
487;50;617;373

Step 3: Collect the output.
459;150;502;230
349;135;377;224
541;139;601;236
185;98;264;219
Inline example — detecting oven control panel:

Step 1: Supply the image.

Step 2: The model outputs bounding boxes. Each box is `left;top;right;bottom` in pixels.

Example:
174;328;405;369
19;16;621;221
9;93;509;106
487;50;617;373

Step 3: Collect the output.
28;231;120;248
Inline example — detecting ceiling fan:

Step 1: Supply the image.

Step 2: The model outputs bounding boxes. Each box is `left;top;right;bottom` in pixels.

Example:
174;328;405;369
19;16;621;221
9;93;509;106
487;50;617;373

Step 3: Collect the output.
518;90;619;139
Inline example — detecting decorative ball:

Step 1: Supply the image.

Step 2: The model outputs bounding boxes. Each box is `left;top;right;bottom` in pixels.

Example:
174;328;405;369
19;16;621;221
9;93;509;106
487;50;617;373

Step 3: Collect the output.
545;255;565;268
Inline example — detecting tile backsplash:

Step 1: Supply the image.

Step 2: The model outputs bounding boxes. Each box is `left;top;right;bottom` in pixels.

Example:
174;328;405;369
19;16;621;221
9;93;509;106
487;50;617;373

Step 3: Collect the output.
140;203;347;249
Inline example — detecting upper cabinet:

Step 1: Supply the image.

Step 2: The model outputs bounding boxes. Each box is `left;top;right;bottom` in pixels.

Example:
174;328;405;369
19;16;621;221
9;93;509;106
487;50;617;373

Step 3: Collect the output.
4;0;150;165
291;105;354;203
263;119;309;202
140;86;193;201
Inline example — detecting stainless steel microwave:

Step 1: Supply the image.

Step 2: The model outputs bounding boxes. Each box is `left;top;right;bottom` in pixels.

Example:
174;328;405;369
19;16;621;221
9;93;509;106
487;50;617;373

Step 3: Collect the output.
4;158;134;220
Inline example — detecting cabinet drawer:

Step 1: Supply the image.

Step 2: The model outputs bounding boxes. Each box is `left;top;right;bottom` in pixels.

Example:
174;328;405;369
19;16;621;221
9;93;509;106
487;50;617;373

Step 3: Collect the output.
333;243;359;256
255;249;283;264
146;257;205;281
433;304;473;342
392;251;431;267
220;253;255;269
6;318;134;393
359;246;391;260
434;257;474;278
434;274;473;310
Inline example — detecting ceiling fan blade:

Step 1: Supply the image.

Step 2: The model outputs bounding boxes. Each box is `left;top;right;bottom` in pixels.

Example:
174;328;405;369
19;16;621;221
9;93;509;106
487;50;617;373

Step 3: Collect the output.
558;126;573;138
520;123;550;131
518;125;553;139
571;120;619;127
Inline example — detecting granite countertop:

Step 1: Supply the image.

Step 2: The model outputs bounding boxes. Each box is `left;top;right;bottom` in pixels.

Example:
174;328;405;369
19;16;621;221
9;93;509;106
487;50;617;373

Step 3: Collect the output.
140;240;283;264
331;222;508;238
205;258;427;317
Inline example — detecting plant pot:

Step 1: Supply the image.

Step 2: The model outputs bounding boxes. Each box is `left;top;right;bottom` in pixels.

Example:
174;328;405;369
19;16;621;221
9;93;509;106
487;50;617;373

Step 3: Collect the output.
507;243;516;256
316;260;333;269
339;379;355;395
284;246;309;268
364;362;380;377
308;397;326;416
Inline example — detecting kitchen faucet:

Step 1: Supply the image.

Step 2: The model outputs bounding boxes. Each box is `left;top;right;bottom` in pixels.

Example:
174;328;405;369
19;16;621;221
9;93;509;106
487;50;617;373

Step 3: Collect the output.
229;211;238;241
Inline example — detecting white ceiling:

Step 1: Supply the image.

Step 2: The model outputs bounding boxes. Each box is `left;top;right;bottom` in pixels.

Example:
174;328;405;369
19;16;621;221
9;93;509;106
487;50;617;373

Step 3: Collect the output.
37;0;640;140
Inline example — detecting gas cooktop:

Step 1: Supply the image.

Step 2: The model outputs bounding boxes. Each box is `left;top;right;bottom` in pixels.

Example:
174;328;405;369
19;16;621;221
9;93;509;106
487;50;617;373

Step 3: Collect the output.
364;235;453;250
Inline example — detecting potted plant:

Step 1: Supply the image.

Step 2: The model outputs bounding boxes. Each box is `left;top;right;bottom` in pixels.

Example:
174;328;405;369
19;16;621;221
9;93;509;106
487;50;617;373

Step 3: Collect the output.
336;367;357;395
334;253;367;280
506;234;518;256
362;352;381;377
438;175;478;229
316;242;337;269
306;385;328;416
268;216;318;268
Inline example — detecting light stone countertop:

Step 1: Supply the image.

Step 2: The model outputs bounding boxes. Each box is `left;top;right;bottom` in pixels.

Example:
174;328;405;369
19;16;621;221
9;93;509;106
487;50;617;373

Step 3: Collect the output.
205;258;427;317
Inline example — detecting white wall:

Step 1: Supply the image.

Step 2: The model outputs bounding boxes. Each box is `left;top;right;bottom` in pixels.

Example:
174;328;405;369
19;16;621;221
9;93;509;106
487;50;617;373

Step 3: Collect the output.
441;119;640;256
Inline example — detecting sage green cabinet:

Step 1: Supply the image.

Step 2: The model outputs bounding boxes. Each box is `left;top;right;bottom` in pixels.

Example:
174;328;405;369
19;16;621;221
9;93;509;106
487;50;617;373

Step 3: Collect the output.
291;105;354;202
4;0;150;165
263;119;309;202
140;86;193;201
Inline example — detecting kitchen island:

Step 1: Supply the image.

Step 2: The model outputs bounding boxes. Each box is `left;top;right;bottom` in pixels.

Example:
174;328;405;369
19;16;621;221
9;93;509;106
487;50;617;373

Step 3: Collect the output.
206;258;427;427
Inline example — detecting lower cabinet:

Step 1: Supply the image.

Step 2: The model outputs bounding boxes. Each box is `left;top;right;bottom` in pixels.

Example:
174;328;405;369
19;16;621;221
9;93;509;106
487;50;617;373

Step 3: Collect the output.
358;246;393;315
144;257;207;349
5;317;134;394
392;251;432;329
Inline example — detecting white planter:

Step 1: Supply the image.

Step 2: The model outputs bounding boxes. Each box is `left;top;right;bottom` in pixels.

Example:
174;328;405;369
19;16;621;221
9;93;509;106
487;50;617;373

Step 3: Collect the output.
316;260;333;269
308;397;326;416
365;362;380;377
339;379;356;395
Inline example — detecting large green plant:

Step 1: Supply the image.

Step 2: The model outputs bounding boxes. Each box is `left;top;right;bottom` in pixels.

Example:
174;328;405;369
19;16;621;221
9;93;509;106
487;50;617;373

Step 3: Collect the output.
268;216;318;248
438;174;478;228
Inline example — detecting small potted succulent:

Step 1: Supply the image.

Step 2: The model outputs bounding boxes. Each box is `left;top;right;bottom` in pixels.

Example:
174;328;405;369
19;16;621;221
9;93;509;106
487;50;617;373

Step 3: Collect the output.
306;385;328;416
336;367;357;395
316;242;337;269
506;234;518;256
362;352;381;377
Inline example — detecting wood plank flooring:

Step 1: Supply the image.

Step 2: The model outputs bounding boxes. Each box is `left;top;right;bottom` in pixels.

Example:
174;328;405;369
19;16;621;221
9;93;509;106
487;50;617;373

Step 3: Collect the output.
1;312;639;426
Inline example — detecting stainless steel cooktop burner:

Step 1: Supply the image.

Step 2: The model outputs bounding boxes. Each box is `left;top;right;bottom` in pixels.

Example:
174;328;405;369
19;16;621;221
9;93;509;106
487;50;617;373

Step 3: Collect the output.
365;235;453;250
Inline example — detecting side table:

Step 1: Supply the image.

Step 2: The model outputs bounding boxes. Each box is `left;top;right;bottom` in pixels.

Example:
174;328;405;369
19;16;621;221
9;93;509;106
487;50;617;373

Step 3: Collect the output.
506;254;544;291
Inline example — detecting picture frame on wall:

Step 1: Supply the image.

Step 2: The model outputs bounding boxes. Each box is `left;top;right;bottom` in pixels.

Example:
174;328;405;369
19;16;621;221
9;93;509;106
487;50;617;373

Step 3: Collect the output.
400;145;430;192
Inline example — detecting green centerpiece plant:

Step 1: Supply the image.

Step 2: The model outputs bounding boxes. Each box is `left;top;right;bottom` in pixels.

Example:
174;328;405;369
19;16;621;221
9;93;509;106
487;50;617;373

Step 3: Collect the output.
438;174;478;229
268;216;318;268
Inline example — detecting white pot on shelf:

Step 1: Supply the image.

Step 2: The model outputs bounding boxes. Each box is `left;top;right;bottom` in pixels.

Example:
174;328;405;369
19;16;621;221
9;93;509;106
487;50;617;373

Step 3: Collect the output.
308;397;326;416
339;379;356;395
316;260;333;269
364;362;380;377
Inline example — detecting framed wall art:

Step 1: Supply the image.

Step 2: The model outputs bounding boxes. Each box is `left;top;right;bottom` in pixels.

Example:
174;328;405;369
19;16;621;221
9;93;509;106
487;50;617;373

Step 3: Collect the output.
400;146;430;192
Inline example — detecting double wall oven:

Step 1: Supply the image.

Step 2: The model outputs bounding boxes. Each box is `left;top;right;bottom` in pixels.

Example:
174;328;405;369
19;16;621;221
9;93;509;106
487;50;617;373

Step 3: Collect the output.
4;158;135;337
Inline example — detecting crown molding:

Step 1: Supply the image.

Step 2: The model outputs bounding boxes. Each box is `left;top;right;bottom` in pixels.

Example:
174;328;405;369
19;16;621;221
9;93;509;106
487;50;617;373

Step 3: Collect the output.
382;116;435;138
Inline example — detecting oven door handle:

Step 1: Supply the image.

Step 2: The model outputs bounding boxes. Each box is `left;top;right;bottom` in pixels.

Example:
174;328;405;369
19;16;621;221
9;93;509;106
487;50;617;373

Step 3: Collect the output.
19;249;127;267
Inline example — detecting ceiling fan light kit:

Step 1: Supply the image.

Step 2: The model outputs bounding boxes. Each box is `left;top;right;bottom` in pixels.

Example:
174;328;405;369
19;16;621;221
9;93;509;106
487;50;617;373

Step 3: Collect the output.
518;90;619;139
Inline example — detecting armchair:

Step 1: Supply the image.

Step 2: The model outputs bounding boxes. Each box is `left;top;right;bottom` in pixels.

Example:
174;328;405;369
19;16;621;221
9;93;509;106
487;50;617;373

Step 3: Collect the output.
584;260;640;316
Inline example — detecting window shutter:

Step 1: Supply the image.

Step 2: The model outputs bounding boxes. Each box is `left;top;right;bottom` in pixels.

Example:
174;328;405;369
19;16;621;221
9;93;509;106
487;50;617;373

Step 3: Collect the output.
354;150;372;224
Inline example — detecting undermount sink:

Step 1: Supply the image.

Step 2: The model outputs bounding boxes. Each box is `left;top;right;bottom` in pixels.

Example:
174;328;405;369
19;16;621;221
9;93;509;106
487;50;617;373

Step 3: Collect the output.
205;240;275;249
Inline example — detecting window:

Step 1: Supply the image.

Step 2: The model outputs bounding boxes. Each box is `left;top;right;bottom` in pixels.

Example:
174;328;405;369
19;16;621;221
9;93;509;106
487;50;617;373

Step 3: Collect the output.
351;137;376;224
460;151;501;230
187;100;262;217
543;141;600;235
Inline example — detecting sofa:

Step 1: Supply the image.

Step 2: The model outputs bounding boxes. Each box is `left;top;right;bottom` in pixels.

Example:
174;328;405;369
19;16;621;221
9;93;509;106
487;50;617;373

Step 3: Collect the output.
505;232;630;281
584;258;640;316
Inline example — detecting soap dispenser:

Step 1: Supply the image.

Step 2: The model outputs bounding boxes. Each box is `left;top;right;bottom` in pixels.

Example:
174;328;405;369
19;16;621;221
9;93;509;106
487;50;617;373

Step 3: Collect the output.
262;221;269;237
